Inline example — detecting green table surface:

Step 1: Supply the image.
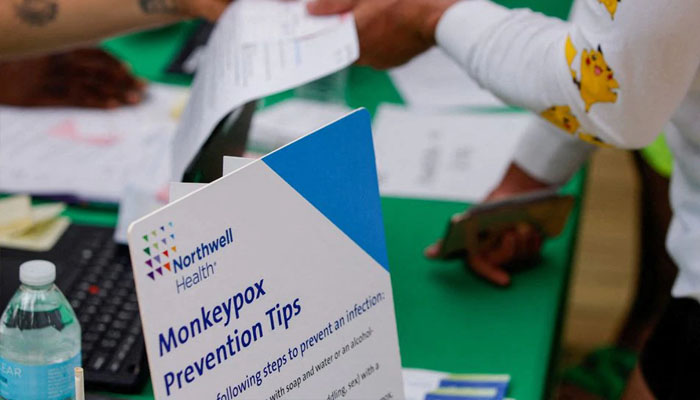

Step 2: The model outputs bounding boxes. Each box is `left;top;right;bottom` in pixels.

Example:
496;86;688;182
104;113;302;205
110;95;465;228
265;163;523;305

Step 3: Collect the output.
91;1;582;398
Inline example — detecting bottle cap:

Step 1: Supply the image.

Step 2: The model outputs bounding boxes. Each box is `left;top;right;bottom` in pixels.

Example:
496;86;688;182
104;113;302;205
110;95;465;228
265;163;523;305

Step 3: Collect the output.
19;260;56;287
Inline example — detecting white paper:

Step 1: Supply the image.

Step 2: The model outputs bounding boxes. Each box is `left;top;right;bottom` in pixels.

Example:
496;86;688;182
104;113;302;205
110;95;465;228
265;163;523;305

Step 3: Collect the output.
122;155;255;243
171;0;359;180
249;99;352;153
168;183;207;203
166;156;253;203
373;105;528;202
113;144;172;244
222;155;254;175
0;84;187;203
389;48;504;109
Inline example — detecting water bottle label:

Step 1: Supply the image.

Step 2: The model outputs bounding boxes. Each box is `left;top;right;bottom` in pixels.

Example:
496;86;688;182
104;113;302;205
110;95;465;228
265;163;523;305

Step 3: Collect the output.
0;352;81;400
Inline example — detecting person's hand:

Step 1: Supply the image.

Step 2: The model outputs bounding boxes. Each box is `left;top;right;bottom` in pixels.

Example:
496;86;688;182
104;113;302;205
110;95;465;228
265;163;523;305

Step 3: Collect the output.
425;163;551;286
0;48;145;109
172;0;232;21
307;0;459;68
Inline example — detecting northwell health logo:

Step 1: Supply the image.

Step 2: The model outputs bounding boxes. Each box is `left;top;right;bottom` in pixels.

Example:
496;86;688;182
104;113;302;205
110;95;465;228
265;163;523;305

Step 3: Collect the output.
142;222;177;281
141;223;234;293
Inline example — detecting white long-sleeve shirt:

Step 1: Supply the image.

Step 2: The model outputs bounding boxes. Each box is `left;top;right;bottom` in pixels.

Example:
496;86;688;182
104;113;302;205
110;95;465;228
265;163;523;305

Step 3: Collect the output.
435;0;700;300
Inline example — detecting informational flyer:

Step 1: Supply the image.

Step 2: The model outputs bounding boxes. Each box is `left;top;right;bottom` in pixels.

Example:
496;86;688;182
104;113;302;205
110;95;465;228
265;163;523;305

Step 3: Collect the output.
128;110;404;399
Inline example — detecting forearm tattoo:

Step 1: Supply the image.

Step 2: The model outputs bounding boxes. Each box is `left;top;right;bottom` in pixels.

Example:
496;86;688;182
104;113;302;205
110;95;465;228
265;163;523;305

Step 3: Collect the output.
14;0;58;26
139;0;177;14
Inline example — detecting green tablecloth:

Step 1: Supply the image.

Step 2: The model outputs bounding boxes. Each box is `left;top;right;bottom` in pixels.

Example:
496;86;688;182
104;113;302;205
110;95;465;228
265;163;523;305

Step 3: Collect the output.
91;1;583;398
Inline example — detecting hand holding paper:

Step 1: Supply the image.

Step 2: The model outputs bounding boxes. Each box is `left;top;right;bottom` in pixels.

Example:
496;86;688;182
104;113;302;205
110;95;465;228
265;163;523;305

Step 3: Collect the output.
307;0;457;68
171;0;359;180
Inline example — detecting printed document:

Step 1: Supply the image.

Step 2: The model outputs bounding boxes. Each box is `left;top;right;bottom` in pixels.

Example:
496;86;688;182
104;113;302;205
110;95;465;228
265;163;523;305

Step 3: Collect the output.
373;105;528;202
171;0;359;179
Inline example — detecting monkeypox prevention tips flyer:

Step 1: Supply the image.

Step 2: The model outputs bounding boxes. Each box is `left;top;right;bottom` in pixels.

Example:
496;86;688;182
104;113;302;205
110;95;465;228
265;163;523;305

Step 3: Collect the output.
128;110;405;399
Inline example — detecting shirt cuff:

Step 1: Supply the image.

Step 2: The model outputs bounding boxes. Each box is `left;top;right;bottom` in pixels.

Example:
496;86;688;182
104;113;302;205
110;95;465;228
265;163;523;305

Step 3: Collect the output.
513;117;595;185
435;0;511;66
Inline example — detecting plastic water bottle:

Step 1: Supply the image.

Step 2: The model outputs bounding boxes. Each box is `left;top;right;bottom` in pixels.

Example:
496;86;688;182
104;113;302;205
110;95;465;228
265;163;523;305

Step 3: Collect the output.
0;260;82;399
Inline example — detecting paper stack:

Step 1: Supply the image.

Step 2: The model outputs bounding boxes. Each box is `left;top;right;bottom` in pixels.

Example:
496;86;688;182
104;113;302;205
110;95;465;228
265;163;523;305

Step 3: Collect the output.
0;195;69;251
403;368;513;400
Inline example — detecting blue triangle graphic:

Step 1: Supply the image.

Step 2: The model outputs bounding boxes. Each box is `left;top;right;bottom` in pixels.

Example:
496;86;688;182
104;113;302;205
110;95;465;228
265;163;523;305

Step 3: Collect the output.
263;109;389;271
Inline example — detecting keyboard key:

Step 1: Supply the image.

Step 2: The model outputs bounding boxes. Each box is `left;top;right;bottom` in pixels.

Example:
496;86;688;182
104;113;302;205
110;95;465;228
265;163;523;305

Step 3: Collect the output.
86;296;102;306
107;271;121;281
79;314;92;325
100;339;118;350
108;296;122;306
102;305;118;315
116;349;128;361
73;291;87;301
108;360;122;373
83;332;100;344
89;353;108;370
117;311;134;321
105;330;122;341
111;320;128;331
81;249;94;260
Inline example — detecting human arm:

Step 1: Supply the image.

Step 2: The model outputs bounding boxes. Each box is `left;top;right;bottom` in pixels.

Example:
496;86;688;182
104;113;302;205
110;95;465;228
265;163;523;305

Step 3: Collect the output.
309;0;700;149
0;0;230;59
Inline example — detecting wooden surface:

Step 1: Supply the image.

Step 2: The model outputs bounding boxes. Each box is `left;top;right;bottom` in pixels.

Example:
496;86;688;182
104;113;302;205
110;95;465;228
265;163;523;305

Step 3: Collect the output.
561;149;640;365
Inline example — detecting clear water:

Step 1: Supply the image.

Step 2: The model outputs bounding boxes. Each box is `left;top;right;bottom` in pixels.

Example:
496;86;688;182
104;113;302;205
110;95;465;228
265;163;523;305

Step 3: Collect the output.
0;282;81;398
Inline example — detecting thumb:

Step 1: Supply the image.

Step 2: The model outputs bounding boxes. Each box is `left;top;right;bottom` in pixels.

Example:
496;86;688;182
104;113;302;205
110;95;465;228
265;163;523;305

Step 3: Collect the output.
424;240;443;259
307;0;356;15
198;0;229;21
469;254;511;287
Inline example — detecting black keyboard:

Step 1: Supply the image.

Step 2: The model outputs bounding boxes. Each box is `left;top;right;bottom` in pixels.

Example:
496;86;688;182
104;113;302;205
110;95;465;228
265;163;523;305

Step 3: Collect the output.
0;224;148;393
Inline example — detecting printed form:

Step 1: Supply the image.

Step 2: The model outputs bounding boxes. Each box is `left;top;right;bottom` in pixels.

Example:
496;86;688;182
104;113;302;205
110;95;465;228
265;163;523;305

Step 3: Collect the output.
0;84;186;203
172;0;359;179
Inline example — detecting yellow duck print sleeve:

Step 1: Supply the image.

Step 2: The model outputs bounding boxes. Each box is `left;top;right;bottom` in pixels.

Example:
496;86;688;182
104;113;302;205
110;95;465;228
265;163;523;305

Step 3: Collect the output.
435;0;700;149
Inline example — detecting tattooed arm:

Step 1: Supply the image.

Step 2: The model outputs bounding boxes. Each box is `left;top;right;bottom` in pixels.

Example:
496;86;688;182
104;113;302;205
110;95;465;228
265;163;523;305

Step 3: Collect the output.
0;0;230;58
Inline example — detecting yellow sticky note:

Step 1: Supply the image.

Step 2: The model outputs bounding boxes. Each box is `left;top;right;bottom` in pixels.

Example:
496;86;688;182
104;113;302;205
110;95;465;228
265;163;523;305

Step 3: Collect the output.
0;217;70;252
0;195;32;234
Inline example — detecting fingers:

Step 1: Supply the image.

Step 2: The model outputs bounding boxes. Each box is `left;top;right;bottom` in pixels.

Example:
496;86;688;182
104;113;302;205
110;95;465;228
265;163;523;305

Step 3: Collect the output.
197;0;229;21
424;241;443;259
518;223;542;256
307;0;356;15
484;231;518;265
469;254;511;287
469;225;542;286
514;223;542;260
51;48;145;108
424;235;512;286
